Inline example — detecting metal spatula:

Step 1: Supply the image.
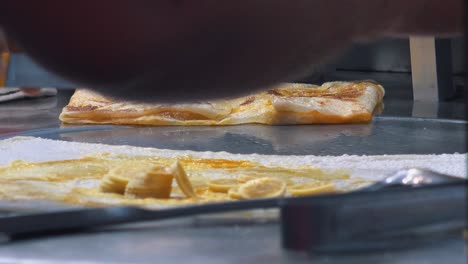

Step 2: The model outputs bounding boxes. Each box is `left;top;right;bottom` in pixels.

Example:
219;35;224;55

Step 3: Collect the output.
362;168;463;191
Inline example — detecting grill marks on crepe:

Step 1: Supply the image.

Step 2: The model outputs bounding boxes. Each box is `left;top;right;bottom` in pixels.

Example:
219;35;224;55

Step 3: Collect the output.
270;82;367;101
60;81;384;125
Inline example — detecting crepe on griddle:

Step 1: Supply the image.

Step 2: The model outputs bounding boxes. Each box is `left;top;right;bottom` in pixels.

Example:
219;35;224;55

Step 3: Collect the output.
0;153;357;208
59;81;385;125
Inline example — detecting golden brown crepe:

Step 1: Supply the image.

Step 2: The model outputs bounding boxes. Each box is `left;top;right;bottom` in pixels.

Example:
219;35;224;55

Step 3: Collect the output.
59;81;385;125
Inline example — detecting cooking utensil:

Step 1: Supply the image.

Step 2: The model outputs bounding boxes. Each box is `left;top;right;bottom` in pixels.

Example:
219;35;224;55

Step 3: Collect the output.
282;180;466;253
362;168;464;191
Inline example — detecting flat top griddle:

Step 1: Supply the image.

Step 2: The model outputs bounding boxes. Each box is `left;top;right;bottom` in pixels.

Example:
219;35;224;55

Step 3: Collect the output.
11;116;466;156
0;115;466;264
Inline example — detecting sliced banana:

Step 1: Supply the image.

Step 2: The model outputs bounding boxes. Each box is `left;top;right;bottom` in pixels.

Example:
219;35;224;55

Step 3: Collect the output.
124;166;174;199
172;161;198;199
238;177;286;199
289;181;336;197
227;187;243;200
237;174;293;186
208;178;238;193
100;166;136;194
100;174;129;194
194;186;209;196
236;174;257;184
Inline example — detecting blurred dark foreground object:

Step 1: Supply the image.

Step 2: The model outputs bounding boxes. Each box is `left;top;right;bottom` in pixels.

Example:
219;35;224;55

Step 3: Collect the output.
0;0;463;102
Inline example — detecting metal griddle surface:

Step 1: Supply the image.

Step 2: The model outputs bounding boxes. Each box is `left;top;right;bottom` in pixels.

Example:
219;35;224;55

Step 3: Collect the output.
12;116;466;155
0;116;466;264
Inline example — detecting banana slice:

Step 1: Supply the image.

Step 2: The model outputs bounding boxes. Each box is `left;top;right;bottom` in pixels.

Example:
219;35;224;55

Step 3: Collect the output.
289;181;336;197
100;174;129;194
227;187;243;200
124;166;174;199
238;177;286;199
172;161;198;199
237;174;293;186
236;174;257;184
208;179;238;193
100;166;135;194
194;186;209;196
